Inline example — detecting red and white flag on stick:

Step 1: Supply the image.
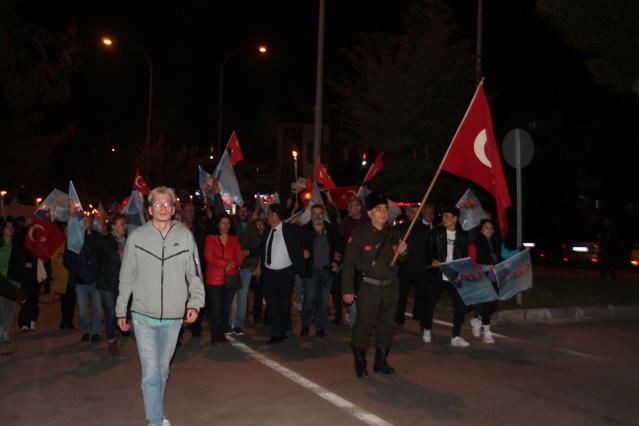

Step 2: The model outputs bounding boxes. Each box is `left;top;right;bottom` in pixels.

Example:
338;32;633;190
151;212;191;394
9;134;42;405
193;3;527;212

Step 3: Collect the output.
227;130;244;166
314;159;337;190
363;151;384;183
132;170;151;195
441;82;511;238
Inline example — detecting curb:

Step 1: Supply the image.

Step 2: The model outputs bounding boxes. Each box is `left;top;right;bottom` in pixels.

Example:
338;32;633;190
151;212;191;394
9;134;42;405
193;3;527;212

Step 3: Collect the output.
434;304;639;325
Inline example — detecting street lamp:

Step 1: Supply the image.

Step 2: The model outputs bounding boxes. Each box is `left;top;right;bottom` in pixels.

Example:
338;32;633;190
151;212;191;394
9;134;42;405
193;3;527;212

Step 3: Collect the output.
216;46;267;157
102;37;153;181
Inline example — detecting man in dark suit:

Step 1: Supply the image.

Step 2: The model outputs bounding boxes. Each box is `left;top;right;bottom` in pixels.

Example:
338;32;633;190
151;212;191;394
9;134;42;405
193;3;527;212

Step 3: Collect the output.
243;203;313;344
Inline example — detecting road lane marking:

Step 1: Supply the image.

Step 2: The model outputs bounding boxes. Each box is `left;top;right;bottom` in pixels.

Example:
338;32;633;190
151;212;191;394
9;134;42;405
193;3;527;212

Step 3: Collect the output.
228;338;395;426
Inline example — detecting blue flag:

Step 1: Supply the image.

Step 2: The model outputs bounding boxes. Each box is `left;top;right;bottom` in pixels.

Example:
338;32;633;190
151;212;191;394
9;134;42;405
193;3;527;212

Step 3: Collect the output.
35;189;69;222
67;181;86;254
212;150;244;208
121;190;146;233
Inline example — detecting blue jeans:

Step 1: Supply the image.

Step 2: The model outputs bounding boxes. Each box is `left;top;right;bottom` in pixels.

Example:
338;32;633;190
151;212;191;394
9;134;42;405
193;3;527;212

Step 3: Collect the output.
75;282;102;335
132;316;182;426
98;289;118;341
229;268;252;329
301;268;332;331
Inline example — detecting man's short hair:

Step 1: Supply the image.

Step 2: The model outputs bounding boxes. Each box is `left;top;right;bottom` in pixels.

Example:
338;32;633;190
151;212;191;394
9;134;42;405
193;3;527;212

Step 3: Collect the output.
148;186;176;204
441;205;461;218
311;204;325;212
346;196;362;207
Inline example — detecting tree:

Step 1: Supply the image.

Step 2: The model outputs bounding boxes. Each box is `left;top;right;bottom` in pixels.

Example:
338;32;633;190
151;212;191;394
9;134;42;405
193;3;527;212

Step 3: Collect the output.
0;0;80;197
536;0;639;97
331;0;476;201
130;136;208;191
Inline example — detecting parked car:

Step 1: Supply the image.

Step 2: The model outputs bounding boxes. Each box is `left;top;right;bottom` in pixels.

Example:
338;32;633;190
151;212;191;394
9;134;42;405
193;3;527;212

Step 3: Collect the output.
524;233;562;263
562;234;629;268
561;240;601;267
630;243;639;271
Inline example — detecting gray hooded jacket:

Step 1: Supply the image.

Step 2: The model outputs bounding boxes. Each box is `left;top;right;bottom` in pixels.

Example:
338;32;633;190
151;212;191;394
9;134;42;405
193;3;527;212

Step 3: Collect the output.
116;220;205;320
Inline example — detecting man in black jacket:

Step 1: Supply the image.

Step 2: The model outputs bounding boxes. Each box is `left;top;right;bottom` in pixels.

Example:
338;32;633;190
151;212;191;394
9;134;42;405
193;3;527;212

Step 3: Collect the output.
394;203;431;329
300;204;342;337
64;241;102;343
420;206;470;347
243;203;313;344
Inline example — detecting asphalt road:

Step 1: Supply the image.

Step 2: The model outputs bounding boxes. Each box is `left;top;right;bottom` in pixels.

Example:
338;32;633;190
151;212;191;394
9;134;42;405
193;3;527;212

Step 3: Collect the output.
2;288;639;426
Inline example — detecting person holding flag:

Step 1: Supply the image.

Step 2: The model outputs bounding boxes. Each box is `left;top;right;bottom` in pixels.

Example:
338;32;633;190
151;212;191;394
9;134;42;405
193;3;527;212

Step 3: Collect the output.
341;191;408;378
421;206;470;347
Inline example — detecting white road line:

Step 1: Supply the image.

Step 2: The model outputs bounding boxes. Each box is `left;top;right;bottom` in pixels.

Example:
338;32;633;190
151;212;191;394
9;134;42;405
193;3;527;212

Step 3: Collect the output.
228;338;395;426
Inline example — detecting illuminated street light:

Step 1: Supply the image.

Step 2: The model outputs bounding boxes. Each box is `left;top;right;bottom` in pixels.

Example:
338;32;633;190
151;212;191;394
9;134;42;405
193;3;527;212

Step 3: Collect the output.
216;46;267;157
102;37;153;181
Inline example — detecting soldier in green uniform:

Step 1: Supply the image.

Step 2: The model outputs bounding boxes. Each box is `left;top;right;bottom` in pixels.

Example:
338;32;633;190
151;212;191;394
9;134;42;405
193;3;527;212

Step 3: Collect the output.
342;191;408;378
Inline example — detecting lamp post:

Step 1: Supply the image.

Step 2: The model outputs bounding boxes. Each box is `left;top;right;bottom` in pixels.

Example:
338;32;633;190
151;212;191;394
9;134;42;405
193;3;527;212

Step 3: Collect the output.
102;37;153;181
0;191;6;220
216;46;267;157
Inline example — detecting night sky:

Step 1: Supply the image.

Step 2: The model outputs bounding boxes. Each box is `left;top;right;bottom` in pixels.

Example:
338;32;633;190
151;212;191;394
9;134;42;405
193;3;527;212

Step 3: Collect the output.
20;0;639;238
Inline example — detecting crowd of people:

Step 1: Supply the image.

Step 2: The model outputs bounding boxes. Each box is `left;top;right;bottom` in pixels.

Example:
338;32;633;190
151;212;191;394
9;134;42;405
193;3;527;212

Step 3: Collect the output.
1;180;529;425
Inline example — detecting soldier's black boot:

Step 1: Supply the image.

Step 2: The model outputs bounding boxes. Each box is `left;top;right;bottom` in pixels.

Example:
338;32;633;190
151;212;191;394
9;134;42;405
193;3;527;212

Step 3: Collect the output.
350;345;369;378
373;346;395;374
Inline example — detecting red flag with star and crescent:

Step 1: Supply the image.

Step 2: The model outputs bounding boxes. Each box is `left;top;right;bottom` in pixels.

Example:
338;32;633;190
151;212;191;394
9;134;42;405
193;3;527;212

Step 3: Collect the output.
23;216;66;262
132;170;151;195
441;82;511;238
227;130;244;166
314;159;337;191
328;186;361;210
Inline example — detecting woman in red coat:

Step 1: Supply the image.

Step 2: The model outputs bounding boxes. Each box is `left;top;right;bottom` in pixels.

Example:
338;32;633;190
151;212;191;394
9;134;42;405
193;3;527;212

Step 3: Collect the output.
204;215;243;344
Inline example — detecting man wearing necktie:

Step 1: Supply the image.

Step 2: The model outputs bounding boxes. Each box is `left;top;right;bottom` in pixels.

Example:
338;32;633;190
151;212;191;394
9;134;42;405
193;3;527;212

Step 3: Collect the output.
242;203;313;344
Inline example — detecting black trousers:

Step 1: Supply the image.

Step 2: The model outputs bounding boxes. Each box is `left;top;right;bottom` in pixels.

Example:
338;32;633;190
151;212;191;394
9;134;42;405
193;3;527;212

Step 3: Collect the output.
395;270;428;324
60;285;76;326
330;270;343;321
421;277;466;337
252;275;264;322
262;265;296;337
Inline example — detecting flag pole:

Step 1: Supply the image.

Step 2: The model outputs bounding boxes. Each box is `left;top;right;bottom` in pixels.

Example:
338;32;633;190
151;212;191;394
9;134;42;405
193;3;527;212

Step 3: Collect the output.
390;79;485;266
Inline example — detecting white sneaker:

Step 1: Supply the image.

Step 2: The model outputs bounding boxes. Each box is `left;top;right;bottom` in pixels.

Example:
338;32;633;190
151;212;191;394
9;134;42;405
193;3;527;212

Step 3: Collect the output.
483;330;495;344
470;318;481;337
163;418;171;426
422;329;431;343
451;336;470;347
30;321;36;330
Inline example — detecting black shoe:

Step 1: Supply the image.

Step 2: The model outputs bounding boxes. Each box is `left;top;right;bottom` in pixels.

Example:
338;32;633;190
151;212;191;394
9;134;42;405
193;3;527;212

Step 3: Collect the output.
281;333;288;339
316;329;326;338
59;322;66;330
81;334;90;342
91;335;101;343
264;336;284;344
331;319;343;325
300;326;309;336
192;330;202;338
120;329;131;337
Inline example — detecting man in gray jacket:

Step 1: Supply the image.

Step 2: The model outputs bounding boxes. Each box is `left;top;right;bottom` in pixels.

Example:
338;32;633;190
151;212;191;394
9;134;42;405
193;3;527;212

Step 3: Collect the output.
116;186;205;426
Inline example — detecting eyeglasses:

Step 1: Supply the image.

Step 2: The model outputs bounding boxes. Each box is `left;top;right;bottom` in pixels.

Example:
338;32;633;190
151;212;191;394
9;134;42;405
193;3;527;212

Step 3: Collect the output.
152;201;174;209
